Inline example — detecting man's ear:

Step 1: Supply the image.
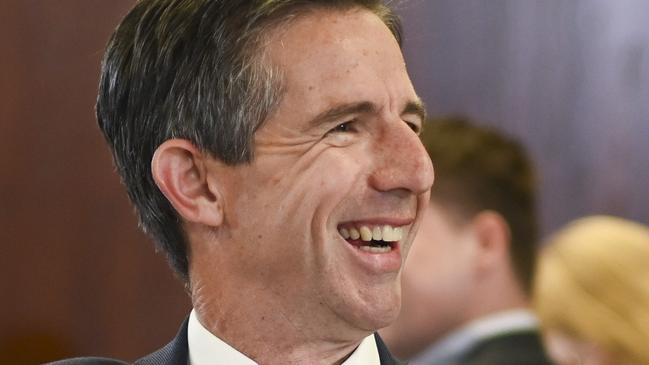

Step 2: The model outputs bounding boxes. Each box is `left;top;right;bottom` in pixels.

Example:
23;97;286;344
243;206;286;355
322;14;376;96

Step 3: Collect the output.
151;139;224;227
471;210;511;269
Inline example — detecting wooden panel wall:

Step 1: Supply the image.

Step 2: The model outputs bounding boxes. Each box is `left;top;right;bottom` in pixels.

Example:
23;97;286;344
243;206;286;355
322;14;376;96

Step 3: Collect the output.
0;1;191;363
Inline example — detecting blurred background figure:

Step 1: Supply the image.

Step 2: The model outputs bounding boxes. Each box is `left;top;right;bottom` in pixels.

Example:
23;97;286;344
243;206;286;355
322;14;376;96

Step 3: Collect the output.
381;117;553;365
534;216;649;365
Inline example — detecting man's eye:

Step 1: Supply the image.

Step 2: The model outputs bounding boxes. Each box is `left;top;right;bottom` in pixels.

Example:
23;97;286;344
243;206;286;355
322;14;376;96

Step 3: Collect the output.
328;121;356;134
405;121;421;135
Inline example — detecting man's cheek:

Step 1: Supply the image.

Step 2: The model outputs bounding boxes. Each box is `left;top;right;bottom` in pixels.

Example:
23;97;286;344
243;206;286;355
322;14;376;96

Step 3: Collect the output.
298;146;364;189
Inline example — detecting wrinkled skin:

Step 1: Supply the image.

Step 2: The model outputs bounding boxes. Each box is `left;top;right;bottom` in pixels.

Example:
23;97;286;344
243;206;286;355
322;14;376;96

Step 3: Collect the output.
192;8;434;364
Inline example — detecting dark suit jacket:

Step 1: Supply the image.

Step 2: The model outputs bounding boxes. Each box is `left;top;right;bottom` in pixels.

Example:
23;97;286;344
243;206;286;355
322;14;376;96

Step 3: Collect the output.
47;319;402;365
458;331;553;365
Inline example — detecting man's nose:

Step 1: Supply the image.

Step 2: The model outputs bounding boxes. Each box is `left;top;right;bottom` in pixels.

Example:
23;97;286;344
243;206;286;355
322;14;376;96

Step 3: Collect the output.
369;120;435;195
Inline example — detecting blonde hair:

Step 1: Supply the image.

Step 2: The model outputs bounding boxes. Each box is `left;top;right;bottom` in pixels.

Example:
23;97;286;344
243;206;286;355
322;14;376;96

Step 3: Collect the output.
533;215;649;364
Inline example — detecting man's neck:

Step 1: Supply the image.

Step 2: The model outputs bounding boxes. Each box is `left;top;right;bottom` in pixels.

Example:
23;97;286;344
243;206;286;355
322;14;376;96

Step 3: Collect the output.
464;274;529;322
191;277;369;365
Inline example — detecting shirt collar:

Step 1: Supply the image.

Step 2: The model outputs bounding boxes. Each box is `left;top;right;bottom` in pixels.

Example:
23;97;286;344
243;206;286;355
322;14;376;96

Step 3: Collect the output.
344;333;381;365
409;309;540;365
187;309;380;365
188;310;257;365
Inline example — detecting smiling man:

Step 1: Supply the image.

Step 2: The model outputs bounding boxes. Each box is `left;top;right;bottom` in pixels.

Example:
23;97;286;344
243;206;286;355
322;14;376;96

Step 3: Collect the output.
50;1;434;365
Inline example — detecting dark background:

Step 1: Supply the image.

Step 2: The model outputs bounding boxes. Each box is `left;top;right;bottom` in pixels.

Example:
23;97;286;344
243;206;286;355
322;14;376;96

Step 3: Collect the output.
2;0;648;363
1;1;190;363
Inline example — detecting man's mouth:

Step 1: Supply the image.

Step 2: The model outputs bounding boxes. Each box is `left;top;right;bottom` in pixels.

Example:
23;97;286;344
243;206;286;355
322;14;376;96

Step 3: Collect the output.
337;224;403;253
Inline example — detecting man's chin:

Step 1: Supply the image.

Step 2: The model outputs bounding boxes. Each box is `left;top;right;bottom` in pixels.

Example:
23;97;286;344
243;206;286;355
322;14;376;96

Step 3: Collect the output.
324;260;403;333
348;286;402;332
358;306;401;334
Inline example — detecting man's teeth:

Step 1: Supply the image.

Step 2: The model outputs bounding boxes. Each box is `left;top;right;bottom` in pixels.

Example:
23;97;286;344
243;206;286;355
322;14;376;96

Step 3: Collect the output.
360;226;372;241
338;225;404;242
359;245;392;253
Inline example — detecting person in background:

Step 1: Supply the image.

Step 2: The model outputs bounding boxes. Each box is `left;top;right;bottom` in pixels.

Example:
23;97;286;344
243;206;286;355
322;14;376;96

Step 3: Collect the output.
534;215;649;365
381;117;553;365
49;0;434;364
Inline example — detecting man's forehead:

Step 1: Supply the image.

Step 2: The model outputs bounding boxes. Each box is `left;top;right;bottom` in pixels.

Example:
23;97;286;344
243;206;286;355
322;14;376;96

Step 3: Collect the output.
265;7;397;64
267;11;409;90
255;5;419;136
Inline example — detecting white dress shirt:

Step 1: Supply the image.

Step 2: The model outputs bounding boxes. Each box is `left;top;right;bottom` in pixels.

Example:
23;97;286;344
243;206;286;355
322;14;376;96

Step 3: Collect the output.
187;310;380;365
408;309;540;365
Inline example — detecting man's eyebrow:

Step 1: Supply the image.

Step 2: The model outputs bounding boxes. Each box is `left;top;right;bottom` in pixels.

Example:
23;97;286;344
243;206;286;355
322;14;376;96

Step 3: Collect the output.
307;99;426;129
403;99;427;123
308;101;376;128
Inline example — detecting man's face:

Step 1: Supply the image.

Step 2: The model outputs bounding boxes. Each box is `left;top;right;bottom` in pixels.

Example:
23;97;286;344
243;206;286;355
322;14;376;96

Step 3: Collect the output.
211;8;433;337
380;202;477;354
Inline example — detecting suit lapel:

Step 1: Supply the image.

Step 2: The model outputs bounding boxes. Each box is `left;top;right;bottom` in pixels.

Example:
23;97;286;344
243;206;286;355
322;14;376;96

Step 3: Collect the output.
134;319;189;365
375;333;404;365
